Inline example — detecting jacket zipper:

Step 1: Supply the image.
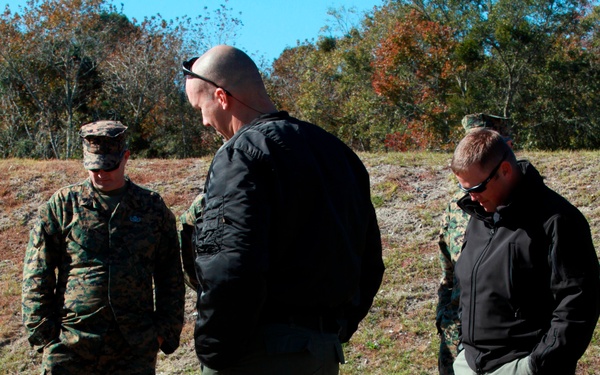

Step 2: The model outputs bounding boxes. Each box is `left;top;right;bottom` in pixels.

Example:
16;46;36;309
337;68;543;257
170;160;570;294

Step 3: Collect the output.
470;226;496;374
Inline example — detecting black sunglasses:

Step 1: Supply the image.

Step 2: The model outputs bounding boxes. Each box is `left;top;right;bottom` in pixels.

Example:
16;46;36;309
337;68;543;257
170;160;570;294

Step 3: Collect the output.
89;151;125;173
182;57;232;96
90;160;121;173
458;153;507;194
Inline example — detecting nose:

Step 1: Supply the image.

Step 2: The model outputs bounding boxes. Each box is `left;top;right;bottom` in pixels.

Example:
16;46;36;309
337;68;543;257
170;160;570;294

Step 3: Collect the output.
469;192;480;201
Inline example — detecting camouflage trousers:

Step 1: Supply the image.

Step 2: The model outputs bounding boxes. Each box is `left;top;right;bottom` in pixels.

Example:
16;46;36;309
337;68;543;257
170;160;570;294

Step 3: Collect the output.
41;324;159;375
200;323;342;375
438;334;456;375
437;317;460;375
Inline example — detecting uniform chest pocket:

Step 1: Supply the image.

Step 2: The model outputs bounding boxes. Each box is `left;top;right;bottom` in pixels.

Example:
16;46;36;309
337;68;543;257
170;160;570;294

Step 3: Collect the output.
66;219;109;262
119;219;159;263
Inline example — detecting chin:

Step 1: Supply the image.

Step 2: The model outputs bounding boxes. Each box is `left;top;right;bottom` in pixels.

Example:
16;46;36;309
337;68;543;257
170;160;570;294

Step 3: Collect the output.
483;205;497;212
94;183;113;192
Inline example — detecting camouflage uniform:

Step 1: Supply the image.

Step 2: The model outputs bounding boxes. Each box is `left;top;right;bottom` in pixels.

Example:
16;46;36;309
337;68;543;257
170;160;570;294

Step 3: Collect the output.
460;114;512;144
436;189;469;375
22;121;185;375
179;193;205;291
436;113;510;375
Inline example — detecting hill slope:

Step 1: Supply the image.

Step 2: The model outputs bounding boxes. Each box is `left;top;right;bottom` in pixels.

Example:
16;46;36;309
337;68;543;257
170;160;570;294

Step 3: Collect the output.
1;151;598;374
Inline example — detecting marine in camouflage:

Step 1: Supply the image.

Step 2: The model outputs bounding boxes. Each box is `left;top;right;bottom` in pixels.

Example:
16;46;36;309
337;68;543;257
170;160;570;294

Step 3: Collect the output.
436;189;469;375
22;177;185;374
179;193;205;291
436;113;511;374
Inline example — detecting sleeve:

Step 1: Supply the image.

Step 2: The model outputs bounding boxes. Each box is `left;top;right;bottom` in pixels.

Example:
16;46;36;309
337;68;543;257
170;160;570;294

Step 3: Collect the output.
529;214;600;374
436;203;454;330
21;200;62;352
193;146;271;368
153;203;185;355
339;204;384;343
437;195;469;350
179;194;205;291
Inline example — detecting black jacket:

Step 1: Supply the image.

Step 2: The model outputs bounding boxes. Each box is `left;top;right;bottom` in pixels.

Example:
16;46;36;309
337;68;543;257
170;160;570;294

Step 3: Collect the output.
456;161;599;375
193;112;384;369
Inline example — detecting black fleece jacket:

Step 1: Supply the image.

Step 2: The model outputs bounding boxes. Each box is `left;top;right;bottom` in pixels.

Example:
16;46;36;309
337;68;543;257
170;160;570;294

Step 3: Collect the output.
456;161;599;375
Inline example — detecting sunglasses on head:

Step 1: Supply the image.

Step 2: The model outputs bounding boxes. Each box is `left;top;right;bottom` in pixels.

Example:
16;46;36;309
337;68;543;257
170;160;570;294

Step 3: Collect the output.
458;153;507;194
182;57;232;96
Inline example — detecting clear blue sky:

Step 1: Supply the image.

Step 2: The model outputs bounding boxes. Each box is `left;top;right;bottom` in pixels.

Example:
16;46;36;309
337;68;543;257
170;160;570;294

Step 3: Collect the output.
3;0;384;62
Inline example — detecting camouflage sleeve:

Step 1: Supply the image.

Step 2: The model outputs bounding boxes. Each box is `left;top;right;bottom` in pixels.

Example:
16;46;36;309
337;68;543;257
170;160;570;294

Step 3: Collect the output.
153;202;185;355
21;200;63;351
179;194;205;291
180;193;205;227
436;201;454;327
436;193;469;350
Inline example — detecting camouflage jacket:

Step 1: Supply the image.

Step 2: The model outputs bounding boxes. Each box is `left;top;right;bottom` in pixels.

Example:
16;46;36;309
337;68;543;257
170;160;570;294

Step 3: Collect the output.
436;189;469;346
22;178;185;355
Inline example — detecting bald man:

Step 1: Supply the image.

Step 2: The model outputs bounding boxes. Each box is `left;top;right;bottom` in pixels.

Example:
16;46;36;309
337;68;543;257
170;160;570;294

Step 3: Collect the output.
182;45;384;374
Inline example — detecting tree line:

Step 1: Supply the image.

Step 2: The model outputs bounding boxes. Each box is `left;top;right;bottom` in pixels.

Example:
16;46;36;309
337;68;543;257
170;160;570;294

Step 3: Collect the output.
268;0;600;151
2;0;600;160
0;0;234;159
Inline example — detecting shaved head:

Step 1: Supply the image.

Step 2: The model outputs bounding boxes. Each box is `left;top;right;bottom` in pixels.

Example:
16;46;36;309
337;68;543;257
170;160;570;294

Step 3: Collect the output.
195;45;266;99
186;45;276;128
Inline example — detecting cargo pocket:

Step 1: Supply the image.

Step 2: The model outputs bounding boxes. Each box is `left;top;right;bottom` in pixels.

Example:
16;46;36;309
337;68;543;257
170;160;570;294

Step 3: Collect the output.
194;197;225;255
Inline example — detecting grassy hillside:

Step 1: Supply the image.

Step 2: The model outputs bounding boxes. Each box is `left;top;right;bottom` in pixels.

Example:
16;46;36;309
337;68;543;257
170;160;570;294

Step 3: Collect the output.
1;151;599;374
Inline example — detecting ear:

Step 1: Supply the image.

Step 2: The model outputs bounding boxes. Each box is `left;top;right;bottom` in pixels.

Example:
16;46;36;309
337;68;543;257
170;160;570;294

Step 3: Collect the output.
499;160;512;178
122;149;131;165
215;88;230;109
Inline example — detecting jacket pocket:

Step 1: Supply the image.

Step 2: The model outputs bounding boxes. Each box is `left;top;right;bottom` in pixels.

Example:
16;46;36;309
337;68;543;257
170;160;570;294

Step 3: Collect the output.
194;197;224;255
58;308;109;360
508;242;538;319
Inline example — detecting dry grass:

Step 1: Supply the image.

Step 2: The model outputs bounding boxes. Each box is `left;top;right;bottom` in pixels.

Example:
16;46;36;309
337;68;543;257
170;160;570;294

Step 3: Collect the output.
1;151;599;374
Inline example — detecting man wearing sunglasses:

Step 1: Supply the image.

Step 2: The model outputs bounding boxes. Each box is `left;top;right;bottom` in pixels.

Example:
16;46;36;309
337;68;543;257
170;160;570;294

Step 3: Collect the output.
449;129;599;375
436;113;513;375
22;120;185;374
182;45;384;374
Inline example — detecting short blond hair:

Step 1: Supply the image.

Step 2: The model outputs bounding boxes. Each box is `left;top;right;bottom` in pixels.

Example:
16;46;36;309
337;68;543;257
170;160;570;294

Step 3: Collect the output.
451;128;515;175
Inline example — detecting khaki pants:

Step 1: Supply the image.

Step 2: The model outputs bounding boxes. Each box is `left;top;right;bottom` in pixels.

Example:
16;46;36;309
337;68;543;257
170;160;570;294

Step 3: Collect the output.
453;350;532;375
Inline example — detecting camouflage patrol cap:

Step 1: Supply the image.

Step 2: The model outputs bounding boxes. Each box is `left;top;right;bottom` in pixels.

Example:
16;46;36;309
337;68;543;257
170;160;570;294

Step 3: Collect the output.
79;120;127;170
462;113;511;138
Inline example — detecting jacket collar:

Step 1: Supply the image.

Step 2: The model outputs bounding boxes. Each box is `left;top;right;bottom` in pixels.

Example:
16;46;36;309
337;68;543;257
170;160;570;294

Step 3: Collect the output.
248;111;290;126
219;111;290;149
79;177;141;210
